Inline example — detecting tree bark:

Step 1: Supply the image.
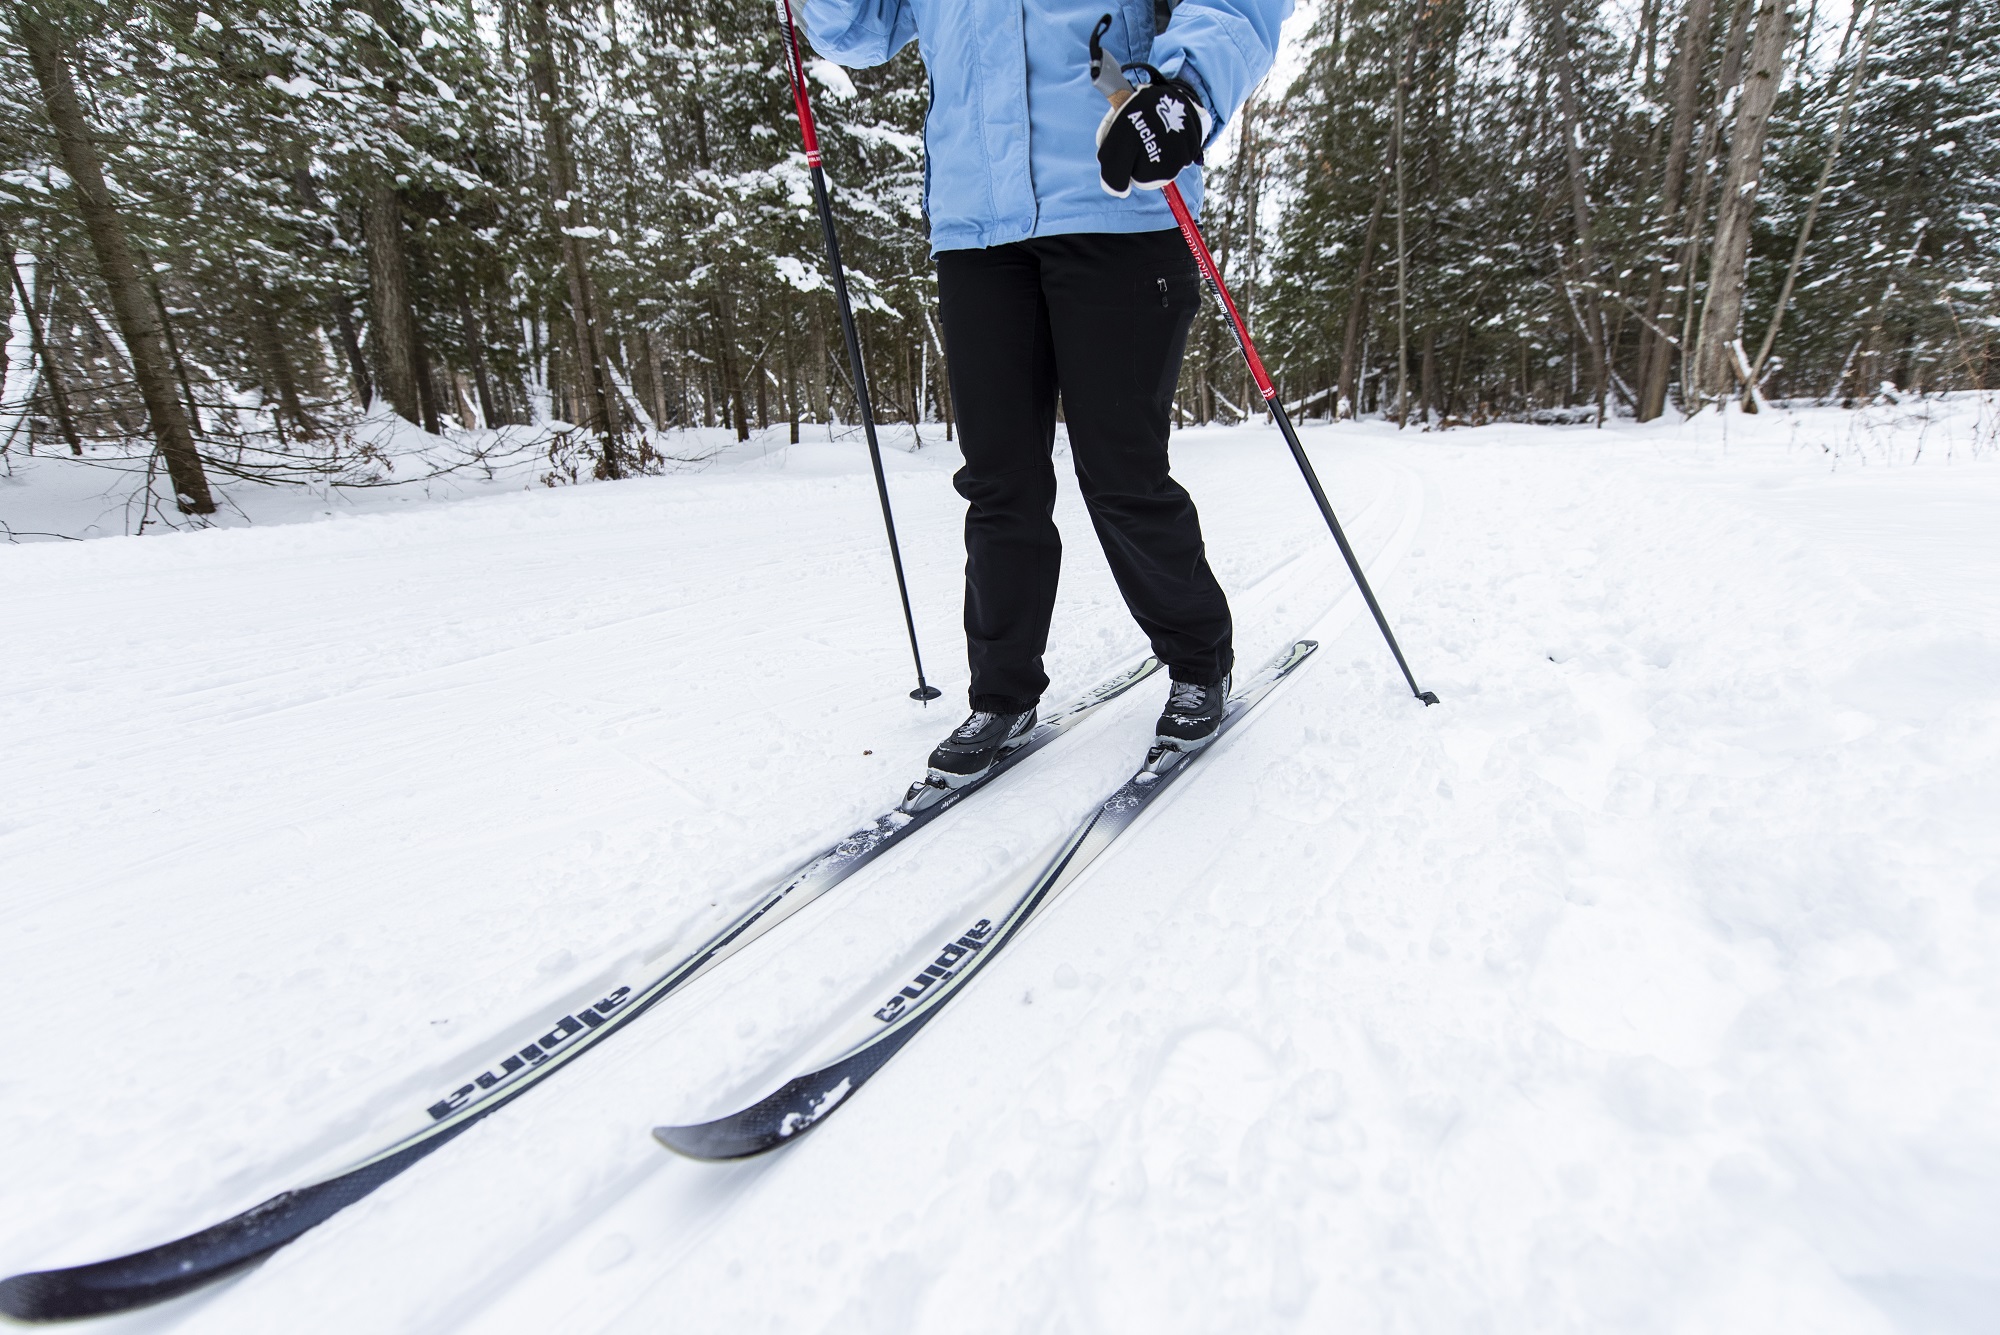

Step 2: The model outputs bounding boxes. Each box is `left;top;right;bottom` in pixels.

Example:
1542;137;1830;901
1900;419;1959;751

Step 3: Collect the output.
1420;327;1437;424
362;170;425;426
1338;174;1390;418
783;324;800;442
525;0;625;474
58;268;148;438
1672;0;1751;401
1551;0;1610;423
412;326;441;433
710;286;749;442
1233;96;1266;417
146;273;204;434
629;325;664;430
1746;0;1876;394
457;298;500;426
1692;0;1791;402
809;310;830;424
1636;0;1718;419
254;296;313;435
1393;49;1411;426
0;242;9;396
331;301;372;408
18;9;212;510
7;249;82;455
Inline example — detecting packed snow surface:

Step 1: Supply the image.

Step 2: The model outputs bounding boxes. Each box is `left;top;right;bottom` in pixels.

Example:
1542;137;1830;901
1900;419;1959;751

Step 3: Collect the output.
2;401;1996;1333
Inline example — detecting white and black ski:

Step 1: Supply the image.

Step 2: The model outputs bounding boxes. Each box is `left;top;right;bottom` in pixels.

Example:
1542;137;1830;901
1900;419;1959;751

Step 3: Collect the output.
0;655;1162;1322
655;639;1318;1161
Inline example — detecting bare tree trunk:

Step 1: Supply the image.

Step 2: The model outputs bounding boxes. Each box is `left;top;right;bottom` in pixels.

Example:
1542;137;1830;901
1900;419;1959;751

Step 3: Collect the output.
1677;0;1757;399
331;300;372;408
18;10;212;510
1393;49;1411;426
525;0;625;475
1746;0;1876;394
457;298;501;426
254;297;314;435
711;288;749;441
1637;0;1718;419
1551;0;1610;424
148;273;203;434
1233;96;1266;417
451;373;477;430
412;328;441;433
1693;0;1791;403
1339;174;1391;418
55;267;148;439
629;325;664;430
926;313;954;440
809;311;830;424
6;249;82;455
784;324;800;443
1447;318;1472;419
1420;328;1437;424
362;170;425;427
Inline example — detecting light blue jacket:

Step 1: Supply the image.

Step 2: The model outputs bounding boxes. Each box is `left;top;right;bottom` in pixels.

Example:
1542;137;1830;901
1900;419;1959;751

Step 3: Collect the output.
801;0;1291;254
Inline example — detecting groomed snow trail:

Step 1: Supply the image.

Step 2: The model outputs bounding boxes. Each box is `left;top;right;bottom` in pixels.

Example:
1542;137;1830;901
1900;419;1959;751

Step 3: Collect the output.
2;404;1995;1333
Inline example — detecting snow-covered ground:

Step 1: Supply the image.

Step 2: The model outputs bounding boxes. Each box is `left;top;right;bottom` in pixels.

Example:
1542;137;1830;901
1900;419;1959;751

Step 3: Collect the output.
2;399;1996;1334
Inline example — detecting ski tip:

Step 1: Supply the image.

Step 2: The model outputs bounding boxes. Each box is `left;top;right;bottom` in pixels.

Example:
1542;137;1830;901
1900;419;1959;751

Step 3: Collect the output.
652;1120;778;1162
655;1059;884;1162
0;1248;261;1323
0;1269;74;1324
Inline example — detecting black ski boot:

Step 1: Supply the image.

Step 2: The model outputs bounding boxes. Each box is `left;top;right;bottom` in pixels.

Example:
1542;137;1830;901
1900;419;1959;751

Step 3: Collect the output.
926;707;1038;789
1155;676;1231;752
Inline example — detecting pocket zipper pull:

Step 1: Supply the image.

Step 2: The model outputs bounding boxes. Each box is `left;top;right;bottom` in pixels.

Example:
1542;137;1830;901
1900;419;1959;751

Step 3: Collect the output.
1158;277;1169;307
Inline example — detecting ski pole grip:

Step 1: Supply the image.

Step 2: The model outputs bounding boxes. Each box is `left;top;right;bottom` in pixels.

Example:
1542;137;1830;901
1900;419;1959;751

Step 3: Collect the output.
1089;13;1135;108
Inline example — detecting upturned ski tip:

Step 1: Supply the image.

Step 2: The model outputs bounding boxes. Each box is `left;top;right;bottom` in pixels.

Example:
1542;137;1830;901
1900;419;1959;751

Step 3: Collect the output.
653;1060;871;1162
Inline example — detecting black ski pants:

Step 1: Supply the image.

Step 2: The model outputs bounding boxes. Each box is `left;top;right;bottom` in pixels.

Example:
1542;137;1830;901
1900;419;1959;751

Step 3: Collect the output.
937;229;1233;714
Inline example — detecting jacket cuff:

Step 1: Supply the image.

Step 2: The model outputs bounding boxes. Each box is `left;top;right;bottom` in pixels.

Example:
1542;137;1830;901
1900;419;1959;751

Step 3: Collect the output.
1154;53;1223;145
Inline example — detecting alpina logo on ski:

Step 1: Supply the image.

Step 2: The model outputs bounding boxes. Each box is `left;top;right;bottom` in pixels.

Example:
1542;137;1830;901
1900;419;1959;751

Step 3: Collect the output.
425;986;633;1120
873;920;994;1022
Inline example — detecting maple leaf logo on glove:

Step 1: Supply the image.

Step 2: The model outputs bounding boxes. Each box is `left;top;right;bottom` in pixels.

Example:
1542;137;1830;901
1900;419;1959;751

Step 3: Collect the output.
1096;69;1208;197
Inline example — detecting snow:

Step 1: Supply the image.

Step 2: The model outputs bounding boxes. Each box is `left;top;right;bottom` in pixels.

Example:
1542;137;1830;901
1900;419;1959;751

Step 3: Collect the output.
2;400;1997;1333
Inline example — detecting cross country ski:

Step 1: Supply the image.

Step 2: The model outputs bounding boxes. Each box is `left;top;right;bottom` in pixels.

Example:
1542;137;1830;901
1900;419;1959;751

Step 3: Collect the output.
0;654;1161;1322
656;638;1319;1161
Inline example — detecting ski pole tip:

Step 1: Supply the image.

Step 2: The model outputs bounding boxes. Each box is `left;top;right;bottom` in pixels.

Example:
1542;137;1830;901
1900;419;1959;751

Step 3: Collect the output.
910;684;944;703
1417;690;1440;706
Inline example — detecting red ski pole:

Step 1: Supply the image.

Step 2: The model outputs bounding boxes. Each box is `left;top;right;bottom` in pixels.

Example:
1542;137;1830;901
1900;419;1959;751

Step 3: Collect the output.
1089;17;1437;706
779;0;942;702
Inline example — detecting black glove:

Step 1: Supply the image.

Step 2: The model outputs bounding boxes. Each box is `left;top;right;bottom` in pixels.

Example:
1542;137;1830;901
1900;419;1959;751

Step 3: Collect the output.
1095;66;1211;198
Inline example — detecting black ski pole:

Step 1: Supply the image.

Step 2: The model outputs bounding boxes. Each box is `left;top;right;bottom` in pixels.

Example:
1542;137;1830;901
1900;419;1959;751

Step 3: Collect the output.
779;0;942;702
1089;19;1438;707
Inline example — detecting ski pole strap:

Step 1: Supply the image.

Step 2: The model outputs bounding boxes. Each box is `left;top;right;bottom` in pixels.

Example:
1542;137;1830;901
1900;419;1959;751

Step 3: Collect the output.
778;0;822;167
1163;183;1276;401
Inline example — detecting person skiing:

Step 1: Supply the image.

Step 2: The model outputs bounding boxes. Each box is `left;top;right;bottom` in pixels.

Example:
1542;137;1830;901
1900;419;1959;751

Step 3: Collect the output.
800;0;1289;786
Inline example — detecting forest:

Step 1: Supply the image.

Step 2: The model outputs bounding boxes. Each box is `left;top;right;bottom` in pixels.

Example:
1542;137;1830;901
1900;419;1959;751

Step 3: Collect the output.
1;0;1995;517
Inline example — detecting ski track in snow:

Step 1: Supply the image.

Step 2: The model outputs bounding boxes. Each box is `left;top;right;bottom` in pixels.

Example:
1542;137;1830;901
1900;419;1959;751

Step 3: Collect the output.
1;404;1996;1334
